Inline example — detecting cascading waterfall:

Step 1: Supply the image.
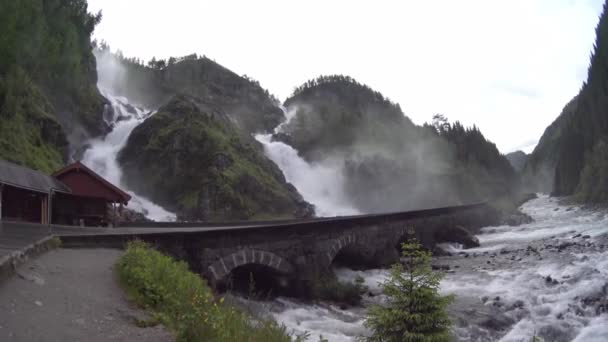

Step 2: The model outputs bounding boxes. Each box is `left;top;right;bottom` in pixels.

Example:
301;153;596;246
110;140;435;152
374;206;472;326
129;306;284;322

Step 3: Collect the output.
81;87;176;221
255;107;359;217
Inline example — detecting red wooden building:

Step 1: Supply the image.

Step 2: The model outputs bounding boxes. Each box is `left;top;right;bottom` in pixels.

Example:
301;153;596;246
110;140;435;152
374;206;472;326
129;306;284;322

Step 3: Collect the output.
52;161;131;226
0;159;131;226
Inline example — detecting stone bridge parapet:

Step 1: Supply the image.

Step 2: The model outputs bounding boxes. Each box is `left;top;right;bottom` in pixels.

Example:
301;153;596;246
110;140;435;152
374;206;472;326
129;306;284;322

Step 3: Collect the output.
55;202;498;295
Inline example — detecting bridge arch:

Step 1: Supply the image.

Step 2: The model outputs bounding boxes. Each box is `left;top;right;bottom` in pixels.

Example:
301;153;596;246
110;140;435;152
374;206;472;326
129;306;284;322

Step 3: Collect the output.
325;233;381;269
207;249;294;283
325;234;360;263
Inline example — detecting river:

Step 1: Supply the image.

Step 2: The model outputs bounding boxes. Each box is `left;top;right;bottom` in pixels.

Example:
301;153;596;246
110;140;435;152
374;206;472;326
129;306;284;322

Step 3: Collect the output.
234;195;608;342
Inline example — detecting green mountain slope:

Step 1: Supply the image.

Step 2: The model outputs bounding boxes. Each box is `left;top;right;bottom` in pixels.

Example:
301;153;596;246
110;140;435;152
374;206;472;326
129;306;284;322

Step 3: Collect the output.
118;95;314;221
275;75;517;213
0;0;106;173
95;49;284;135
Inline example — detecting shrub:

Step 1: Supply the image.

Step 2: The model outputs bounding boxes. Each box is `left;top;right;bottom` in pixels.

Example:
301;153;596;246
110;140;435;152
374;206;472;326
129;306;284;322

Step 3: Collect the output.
115;240;295;342
312;274;368;306
364;236;454;342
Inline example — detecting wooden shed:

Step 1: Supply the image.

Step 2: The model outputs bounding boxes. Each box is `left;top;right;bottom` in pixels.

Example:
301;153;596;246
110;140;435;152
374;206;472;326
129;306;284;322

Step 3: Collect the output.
0;159;131;227
0;159;71;224
52;161;131;226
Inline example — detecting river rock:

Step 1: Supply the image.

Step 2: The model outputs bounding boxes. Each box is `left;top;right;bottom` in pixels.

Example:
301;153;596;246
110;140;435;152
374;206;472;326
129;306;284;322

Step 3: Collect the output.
501;211;534;226
434;225;480;249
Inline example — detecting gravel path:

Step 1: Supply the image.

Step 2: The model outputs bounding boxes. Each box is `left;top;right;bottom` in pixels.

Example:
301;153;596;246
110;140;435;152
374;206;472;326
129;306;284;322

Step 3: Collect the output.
0;248;172;342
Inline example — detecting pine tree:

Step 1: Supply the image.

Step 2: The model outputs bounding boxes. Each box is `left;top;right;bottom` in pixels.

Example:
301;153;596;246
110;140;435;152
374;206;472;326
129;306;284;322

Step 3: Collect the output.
364;233;454;342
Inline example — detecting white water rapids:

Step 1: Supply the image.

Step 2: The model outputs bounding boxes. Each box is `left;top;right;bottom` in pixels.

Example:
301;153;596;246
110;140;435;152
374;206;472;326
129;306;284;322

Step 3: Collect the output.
238;195;608;342
81;88;176;221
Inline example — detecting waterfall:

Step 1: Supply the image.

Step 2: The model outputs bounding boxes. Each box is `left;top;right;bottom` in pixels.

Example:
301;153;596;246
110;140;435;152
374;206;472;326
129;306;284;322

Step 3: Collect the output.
254;106;359;217
81;87;176;221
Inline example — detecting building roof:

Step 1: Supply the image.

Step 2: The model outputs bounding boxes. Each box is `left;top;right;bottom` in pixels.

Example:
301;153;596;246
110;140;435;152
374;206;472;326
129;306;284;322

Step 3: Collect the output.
0;159;72;194
53;161;131;204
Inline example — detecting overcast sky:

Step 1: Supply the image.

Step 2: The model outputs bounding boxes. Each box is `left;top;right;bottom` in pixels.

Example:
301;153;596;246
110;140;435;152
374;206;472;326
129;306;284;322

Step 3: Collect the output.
88;0;604;153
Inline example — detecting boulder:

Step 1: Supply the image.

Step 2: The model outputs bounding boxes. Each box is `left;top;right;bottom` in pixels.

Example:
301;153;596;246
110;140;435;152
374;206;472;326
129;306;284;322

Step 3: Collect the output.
434;225;480;249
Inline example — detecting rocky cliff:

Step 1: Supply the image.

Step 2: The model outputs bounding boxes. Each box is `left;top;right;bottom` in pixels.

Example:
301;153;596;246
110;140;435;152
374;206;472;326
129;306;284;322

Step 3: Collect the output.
119;95;313;221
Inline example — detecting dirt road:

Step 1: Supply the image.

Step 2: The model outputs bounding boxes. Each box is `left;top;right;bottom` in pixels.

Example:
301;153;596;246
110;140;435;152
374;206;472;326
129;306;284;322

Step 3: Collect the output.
0;248;172;342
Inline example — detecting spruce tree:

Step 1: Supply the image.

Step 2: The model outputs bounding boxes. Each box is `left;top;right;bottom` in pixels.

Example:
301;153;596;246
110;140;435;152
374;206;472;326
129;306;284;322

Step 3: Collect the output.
364;233;454;342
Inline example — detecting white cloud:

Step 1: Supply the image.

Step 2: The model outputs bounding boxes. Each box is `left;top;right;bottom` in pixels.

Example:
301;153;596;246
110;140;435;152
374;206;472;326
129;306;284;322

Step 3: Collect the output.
87;0;604;153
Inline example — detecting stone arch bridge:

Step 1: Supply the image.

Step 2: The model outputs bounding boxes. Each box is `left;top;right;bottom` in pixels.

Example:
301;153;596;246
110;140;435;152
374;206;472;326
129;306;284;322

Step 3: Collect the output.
57;203;496;294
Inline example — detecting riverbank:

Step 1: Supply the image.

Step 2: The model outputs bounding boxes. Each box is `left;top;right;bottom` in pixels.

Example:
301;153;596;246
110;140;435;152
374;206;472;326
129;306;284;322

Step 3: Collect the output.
0;248;171;341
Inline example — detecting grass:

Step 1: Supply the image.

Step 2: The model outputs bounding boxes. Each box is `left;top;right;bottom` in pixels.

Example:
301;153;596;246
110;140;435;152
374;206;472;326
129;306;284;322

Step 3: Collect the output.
48;236;62;249
115;240;302;342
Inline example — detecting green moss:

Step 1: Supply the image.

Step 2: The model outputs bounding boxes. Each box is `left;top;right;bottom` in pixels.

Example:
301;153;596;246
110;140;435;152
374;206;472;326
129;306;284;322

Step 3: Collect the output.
0;67;66;173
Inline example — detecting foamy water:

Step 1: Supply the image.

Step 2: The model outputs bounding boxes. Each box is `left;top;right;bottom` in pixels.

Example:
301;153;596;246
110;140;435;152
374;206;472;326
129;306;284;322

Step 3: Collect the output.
264;195;608;341
81;88;176;221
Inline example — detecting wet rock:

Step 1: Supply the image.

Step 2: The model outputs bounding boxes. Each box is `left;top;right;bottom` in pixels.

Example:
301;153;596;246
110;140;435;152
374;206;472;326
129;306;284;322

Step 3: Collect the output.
538;324;575;342
513;300;525;309
115;114;130;122
479;315;513;331
431;264;450;271
431;246;451;256
434;225;480;249
582;235;591;239
545;275;559;285
502;211;534;226
526;246;540;255
557;242;575;252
